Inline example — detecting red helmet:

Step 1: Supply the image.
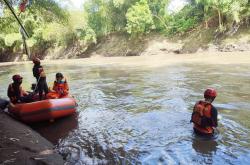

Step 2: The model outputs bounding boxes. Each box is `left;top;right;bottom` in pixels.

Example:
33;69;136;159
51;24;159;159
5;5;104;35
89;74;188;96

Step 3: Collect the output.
12;74;23;81
204;88;217;98
32;57;40;64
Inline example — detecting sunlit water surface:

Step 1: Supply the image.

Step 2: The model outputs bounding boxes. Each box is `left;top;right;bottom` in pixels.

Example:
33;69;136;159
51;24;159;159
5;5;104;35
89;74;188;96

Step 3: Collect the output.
0;60;250;164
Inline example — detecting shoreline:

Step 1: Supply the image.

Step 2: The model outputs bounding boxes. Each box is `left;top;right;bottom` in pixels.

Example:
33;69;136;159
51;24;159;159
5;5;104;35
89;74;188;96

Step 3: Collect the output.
0;111;64;165
0;51;250;68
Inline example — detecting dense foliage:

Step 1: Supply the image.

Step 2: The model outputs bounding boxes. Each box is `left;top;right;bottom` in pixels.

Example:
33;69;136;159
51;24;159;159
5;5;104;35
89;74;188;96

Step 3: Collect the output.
0;0;249;59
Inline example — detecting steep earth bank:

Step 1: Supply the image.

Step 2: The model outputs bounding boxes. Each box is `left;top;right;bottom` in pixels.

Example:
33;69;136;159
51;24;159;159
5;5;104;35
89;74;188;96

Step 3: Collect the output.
0;26;250;62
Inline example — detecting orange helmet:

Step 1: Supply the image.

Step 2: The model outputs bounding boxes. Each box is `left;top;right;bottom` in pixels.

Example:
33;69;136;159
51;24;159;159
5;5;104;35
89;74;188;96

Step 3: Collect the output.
204;88;217;98
32;57;40;64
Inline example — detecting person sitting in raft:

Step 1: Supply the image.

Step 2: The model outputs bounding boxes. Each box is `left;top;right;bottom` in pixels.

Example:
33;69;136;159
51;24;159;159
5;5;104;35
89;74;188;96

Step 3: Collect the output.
7;75;31;104
47;73;69;99
32;57;49;100
190;88;218;137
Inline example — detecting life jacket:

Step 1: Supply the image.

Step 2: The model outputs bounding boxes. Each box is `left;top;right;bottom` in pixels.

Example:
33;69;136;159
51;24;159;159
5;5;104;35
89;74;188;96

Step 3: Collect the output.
19;0;27;12
52;79;69;97
8;83;25;103
38;68;46;77
191;100;214;134
33;65;46;79
46;92;60;99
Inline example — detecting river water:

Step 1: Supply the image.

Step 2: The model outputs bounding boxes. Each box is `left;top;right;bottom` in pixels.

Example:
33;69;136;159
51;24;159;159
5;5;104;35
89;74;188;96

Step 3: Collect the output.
0;55;250;164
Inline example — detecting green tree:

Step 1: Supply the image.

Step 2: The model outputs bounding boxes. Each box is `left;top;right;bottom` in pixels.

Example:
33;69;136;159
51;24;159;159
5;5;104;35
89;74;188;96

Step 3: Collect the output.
165;4;204;35
126;0;155;35
84;0;113;36
195;0;248;30
0;0;69;57
148;0;169;31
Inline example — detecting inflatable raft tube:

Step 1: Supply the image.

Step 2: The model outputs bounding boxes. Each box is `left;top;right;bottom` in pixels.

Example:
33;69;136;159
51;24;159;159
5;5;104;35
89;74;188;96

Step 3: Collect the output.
8;97;77;123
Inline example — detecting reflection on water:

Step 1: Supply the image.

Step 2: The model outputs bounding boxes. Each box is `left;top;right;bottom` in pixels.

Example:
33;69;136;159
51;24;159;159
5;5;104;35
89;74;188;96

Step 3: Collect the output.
31;113;78;144
192;138;218;157
0;61;250;164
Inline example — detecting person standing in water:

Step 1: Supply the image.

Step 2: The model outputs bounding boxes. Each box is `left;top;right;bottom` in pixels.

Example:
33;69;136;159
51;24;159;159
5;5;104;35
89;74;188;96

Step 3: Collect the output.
32;58;48;100
191;88;218;137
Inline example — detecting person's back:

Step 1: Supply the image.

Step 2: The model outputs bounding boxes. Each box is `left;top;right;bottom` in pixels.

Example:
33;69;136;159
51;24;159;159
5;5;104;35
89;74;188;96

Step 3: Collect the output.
191;88;218;137
7;75;28;104
33;63;39;80
32;58;46;81
32;58;48;100
8;83;21;103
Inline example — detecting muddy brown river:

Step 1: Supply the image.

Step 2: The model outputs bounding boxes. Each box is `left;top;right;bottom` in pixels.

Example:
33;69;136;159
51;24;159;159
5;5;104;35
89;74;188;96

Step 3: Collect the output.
0;54;250;164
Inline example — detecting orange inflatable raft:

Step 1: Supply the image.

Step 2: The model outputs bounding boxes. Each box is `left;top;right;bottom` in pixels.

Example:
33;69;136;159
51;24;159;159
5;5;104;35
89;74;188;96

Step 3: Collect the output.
8;97;77;123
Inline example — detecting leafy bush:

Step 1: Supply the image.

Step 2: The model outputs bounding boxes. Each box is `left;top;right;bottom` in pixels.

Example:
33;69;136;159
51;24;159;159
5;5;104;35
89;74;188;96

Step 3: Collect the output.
165;5;204;35
76;26;97;45
126;0;155;35
0;34;5;47
4;33;22;47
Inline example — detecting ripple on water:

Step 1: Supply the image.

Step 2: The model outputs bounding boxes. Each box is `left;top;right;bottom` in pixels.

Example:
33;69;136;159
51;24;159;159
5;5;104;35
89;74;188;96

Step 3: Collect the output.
1;63;250;164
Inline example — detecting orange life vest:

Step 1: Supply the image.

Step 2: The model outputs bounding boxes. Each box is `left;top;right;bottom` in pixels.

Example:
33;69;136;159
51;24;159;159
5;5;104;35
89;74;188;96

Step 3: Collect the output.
191;100;214;134
47;79;69;99
19;0;28;12
53;80;69;96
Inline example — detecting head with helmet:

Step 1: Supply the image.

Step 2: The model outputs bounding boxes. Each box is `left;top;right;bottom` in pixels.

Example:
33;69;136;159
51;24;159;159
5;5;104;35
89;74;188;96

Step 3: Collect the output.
204;88;217;103
32;57;40;65
12;74;23;85
56;72;64;82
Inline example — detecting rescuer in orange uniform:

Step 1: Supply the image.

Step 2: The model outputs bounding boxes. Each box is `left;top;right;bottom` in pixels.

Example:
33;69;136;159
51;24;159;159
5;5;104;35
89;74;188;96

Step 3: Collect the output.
191;88;218;137
7;75;30;104
47;73;69;99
